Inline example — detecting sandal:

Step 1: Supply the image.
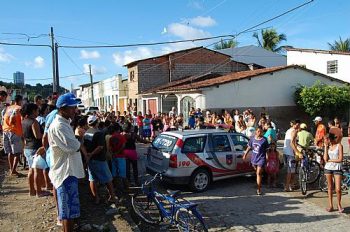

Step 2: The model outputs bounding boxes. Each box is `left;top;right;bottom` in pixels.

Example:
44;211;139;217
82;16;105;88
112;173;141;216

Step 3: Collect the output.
326;207;334;212
338;207;344;213
36;191;52;198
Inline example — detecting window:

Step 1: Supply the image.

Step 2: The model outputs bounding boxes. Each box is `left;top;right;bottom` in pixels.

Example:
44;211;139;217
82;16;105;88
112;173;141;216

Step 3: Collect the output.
327;60;338;74
152;134;178;153
230;135;249;151
182;137;206;153
130;70;135;81
212;135;231;152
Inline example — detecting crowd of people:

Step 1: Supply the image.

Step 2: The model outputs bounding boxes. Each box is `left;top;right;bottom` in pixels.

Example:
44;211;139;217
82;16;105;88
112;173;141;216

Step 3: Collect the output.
0;89;348;231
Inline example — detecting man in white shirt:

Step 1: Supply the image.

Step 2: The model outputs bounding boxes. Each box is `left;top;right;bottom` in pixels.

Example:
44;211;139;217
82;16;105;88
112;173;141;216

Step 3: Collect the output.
48;93;86;232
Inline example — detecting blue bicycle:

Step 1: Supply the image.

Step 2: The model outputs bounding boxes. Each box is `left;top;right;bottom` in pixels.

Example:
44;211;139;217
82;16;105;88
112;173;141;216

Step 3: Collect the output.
131;172;208;232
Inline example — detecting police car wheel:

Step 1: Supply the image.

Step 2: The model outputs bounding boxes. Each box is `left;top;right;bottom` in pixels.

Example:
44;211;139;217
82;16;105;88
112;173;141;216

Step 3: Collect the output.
190;169;210;192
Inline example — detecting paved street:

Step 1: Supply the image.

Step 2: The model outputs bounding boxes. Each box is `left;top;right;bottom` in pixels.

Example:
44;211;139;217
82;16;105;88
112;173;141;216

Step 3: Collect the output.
136;138;350;232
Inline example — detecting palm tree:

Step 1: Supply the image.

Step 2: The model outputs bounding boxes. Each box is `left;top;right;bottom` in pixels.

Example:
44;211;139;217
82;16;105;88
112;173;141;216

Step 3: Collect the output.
253;28;287;53
214;39;238;50
328;37;350;52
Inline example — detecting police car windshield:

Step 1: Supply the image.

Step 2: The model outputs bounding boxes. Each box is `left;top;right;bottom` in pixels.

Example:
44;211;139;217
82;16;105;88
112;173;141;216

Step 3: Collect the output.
152;134;178;153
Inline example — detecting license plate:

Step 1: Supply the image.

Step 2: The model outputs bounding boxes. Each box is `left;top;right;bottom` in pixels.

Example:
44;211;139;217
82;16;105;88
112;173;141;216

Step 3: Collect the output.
151;155;163;165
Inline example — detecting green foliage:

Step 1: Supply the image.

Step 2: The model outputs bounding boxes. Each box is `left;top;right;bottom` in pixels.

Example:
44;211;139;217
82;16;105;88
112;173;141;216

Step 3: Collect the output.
213;39;238;50
294;81;350;117
253;28;287;53
328;37;350;52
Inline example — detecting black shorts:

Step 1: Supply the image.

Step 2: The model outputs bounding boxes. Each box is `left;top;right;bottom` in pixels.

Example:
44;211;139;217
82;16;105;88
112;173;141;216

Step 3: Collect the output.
324;169;343;175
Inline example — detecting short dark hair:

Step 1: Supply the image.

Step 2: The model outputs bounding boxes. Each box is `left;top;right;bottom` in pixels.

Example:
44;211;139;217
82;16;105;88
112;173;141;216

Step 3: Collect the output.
22;103;38;117
39;103;49;115
14;95;23;104
0;91;8;97
328;120;335;126
34;95;43;103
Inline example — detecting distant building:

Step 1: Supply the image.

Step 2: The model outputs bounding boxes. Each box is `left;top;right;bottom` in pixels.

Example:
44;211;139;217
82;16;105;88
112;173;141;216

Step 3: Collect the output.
286;47;350;83
13;71;24;86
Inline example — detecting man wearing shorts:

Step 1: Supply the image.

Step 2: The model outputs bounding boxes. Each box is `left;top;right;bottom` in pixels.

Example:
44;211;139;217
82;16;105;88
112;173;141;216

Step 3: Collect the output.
283;120;300;192
3;95;23;176
48;93;85;232
83;115;117;204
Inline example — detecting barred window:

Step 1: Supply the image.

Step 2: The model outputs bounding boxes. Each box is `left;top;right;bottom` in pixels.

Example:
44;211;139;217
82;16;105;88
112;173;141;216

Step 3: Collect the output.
327;60;338;74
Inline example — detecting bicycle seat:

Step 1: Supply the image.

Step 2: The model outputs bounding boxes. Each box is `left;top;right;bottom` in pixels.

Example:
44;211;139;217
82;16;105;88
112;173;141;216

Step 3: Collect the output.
167;190;181;198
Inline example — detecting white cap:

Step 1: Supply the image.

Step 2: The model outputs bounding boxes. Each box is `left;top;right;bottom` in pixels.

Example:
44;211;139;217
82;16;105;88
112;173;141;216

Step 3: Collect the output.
313;116;322;122
87;115;98;125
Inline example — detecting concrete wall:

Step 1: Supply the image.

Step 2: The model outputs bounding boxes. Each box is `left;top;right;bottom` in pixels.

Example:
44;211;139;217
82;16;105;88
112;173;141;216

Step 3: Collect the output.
287;50;350;83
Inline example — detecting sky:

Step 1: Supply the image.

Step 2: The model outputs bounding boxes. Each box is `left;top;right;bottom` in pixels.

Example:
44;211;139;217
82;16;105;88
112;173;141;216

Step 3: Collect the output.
0;0;349;90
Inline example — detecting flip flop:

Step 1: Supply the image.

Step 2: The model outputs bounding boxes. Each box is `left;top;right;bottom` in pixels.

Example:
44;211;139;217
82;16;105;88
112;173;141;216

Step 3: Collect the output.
326;207;334;212
338;208;344;213
36;191;52;198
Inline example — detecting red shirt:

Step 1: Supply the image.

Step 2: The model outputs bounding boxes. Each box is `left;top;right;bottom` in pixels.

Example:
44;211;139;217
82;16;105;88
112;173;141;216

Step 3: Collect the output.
110;132;127;158
137;115;144;127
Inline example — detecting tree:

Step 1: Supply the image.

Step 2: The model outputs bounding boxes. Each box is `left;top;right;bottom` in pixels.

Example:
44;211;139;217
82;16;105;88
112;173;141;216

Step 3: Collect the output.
294;81;350;118
253;28;287;53
328;37;350;52
213;39;238;50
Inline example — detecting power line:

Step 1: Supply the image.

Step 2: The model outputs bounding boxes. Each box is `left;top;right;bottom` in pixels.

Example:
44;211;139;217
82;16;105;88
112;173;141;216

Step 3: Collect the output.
0;41;50;48
0;73;85;82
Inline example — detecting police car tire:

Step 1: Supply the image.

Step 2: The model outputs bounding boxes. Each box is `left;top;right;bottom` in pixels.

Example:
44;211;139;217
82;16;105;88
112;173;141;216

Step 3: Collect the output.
189;168;210;192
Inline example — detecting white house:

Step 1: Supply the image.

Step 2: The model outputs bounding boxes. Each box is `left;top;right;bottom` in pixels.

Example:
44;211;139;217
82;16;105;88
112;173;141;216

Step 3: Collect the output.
141;65;347;131
287;47;350;83
77;74;128;112
218;45;287;68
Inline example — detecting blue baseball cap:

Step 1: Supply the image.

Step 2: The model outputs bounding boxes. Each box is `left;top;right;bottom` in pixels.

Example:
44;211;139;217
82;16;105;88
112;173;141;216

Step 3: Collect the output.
56;93;81;108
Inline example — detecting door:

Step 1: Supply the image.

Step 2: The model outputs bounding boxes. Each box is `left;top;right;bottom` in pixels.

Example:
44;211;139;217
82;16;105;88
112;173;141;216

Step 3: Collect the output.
181;96;195;125
148;99;157;115
118;98;126;113
210;134;236;170
230;134;253;172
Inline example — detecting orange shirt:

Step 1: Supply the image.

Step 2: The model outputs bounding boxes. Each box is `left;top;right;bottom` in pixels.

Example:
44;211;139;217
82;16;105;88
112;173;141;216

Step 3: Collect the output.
2;105;23;136
315;123;326;147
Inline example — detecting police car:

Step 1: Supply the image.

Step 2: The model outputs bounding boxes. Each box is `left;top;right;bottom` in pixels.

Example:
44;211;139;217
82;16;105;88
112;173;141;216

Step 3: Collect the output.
146;129;254;192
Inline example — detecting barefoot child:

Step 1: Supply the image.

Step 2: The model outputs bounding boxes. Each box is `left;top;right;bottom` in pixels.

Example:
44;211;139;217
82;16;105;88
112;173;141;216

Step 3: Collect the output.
266;142;280;187
31;146;51;197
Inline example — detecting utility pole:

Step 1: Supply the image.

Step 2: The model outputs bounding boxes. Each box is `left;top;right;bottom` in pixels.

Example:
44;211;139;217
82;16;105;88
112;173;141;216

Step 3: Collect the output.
54;42;60;93
89;64;95;106
50;27;57;93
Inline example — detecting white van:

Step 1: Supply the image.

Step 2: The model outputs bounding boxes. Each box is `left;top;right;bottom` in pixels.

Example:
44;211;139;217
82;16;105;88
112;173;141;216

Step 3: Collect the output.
146;129;254;192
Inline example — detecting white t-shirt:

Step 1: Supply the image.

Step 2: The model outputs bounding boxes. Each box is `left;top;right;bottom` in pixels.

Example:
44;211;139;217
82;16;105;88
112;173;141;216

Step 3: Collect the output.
283;128;295;156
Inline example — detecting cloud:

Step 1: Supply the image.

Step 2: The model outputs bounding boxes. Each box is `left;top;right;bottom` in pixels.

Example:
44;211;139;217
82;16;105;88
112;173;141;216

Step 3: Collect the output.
83;64;107;75
113;47;157;66
25;56;45;69
167;23;211;40
80;50;101;59
0;47;14;62
189;16;216;27
188;0;204;10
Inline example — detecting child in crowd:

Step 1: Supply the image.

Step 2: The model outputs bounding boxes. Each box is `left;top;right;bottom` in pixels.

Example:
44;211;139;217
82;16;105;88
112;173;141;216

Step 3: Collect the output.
123;122;139;186
31;147;49;197
266;142;280;188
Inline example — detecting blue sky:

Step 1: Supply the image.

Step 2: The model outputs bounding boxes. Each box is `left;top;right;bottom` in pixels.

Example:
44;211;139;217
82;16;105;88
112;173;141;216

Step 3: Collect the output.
0;0;349;89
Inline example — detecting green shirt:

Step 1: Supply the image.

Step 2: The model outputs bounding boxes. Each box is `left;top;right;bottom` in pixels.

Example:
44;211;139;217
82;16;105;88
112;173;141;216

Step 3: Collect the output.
297;130;314;148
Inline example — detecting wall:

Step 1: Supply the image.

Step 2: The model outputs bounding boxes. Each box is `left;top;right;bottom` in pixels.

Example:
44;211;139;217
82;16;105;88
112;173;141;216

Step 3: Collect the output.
127;66;139;101
287;50;350;83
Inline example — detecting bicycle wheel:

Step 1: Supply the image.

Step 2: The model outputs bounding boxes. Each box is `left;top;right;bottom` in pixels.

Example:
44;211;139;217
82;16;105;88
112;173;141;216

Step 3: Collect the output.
307;161;320;184
318;173;328;192
299;167;307;195
131;193;162;224
175;208;208;232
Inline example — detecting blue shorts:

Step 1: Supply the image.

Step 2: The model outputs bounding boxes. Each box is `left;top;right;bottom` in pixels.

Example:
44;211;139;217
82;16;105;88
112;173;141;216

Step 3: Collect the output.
143;129;151;137
46;147;53;169
24;148;36;168
88;160;113;184
111;157;126;178
57;176;80;220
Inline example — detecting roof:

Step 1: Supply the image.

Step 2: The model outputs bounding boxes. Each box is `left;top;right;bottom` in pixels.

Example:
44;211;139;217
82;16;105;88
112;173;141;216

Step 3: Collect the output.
286;47;350;55
157;65;347;92
79;82;99;88
217;45;286;68
141;72;222;94
124;46;231;67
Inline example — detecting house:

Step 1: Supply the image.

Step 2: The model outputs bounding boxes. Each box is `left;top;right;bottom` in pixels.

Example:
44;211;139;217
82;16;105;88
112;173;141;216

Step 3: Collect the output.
125;46;250;113
77;74;128;112
141;65;347;131
286;47;350;83
218;45;287;68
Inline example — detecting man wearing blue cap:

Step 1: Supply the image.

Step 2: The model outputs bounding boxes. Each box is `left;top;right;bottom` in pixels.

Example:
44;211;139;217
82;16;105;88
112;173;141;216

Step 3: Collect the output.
48;93;86;232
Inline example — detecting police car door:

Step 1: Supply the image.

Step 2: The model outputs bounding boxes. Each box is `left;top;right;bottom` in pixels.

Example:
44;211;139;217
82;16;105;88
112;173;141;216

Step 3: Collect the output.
209;133;236;171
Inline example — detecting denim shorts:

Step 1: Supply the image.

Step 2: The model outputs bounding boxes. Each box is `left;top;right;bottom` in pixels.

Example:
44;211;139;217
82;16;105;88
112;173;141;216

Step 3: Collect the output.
3;131;23;155
283;154;296;174
24;148;36;168
111;157;127;178
88;160;113;184
324;169;343;175
57;176;80;220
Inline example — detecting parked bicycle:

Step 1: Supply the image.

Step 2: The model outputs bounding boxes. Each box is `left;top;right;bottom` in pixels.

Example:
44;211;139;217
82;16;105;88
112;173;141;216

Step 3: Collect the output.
132;172;208;232
297;145;323;195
